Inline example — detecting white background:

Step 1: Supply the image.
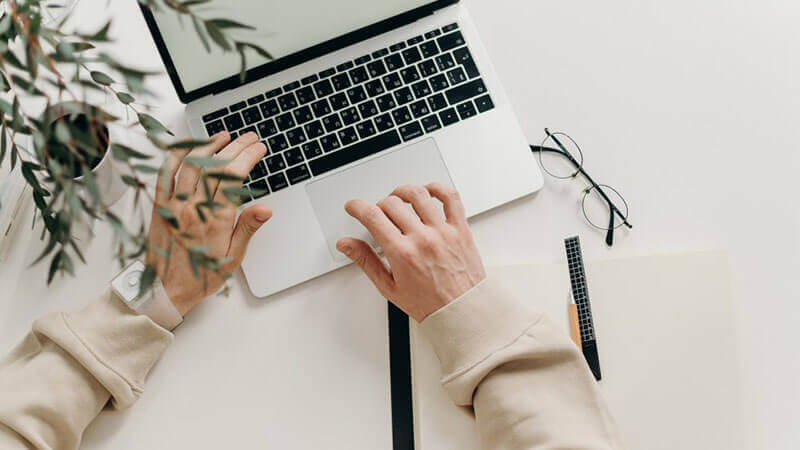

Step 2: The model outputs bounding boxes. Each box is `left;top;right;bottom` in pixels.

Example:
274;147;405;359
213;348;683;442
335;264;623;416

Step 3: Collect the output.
1;0;798;448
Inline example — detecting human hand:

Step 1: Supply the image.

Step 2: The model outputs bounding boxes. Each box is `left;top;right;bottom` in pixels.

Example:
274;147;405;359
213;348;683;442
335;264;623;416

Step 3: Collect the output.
146;131;271;316
337;183;486;322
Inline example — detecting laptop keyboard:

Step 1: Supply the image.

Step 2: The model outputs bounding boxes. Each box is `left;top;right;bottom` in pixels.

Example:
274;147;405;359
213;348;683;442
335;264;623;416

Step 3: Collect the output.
201;22;495;202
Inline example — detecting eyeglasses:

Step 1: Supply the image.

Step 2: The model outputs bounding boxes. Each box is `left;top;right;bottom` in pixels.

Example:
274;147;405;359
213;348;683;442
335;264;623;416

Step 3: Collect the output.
530;128;632;246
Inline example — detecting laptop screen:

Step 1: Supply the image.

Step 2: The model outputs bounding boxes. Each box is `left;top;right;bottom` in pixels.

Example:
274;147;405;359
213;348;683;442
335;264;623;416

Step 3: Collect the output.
151;0;435;96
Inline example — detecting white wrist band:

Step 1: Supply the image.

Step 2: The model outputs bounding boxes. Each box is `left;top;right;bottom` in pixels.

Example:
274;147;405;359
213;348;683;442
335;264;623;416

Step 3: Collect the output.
111;261;184;331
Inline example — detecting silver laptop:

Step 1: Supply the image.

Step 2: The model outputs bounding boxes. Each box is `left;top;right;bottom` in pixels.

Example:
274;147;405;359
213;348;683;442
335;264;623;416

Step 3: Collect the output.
142;0;543;297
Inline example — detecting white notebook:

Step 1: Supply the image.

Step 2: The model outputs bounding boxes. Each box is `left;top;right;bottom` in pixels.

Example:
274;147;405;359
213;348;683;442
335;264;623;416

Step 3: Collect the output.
412;251;744;450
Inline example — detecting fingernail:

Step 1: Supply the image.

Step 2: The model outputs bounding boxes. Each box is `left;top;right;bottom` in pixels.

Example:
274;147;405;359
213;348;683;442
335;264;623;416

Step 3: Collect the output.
255;215;270;223
337;243;352;255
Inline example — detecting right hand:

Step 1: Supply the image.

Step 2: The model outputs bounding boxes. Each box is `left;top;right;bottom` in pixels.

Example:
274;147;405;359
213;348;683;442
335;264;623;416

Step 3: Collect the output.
337;183;486;322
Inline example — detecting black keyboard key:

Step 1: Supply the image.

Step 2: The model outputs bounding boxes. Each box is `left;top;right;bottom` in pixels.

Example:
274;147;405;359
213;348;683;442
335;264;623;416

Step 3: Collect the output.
284;147;305;166
241;106;262;125
429;74;449;92
418;59;438;77
287;164;311;184
374;113;394;132
275;112;296;131
340;107;360;125
240;126;257;137
365;79;385;97
318;68;336;78
358;100;378;119
439;107;459;126
376;93;397;112
229;131;239;139
384;54;404;71
446;67;467;85
409;100;430;118
419;41;440;58
286;127;307;146
268;172;289;192
230;101;247;112
407;35;424;45
304;120;325;139
322;114;343;132
356;120;377;139
249;160;268;180
428;93;448;112
295;86;315;105
389;42;406;52
309;130;401;176
453;47;473;65
293;105;314;124
402;47;422;65
435;53;455;71
331;73;351;91
336;61;354;72
267;134;289;152
203;107;228;122
247;94;265;105
260;99;279;118
382;72;403;90
462;60;480;79
346;85;367;104
249;179;269;199
355;54;372;65
278;93;298;111
311;99;332;117
302;140;323;159
411;80;431;99
257;119;278;139
265;88;282;99
421;115;442;133
457;101;477;119
349;66;369;84
301;74;319;85
367;60;387;78
266;154;286;173
392;106;413;125
223;113;244;131
338;126;358;146
437;31;465;51
394;87;415;105
205;120;224;136
475;94;495;113
442;23;459;32
400;66;421;84
424;29;442;39
283;81;301;92
320;133;341;152
372;48;389;58
399;121;424;141
445;78;487;105
329;92;349;110
313;79;334;98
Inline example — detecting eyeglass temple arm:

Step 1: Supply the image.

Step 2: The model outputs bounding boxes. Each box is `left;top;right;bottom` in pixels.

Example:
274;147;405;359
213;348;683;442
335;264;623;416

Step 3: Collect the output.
530;143;633;230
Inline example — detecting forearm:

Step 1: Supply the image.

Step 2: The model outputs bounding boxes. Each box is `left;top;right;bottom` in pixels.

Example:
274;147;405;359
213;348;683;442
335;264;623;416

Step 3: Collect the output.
0;290;172;450
420;277;622;449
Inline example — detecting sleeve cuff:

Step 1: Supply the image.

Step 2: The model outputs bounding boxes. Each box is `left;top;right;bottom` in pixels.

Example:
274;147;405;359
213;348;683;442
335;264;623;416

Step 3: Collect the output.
419;276;543;385
32;289;173;410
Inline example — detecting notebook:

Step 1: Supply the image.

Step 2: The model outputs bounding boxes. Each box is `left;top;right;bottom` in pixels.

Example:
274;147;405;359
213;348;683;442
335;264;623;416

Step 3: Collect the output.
411;251;744;450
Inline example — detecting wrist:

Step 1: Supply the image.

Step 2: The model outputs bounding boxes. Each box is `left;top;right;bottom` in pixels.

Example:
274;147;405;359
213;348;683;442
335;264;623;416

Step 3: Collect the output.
111;261;184;330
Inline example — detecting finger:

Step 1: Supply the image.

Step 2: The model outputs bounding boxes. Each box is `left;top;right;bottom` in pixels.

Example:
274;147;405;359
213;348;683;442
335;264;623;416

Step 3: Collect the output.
213;140;267;204
426;182;467;225
336;237;395;297
156;147;188;203
206;131;261;196
376;195;422;234
174;132;236;196
224;204;273;271
391;184;443;225
344;199;402;249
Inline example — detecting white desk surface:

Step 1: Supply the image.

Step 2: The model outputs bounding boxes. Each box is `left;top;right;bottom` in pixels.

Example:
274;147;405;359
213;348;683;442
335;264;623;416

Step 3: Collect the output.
1;0;798;448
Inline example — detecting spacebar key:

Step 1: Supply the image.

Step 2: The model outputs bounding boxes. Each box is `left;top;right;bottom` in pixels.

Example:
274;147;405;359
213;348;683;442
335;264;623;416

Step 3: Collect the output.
309;130;402;176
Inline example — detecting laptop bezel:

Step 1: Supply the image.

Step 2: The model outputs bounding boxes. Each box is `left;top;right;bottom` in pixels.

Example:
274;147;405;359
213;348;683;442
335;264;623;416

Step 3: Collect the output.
139;0;460;104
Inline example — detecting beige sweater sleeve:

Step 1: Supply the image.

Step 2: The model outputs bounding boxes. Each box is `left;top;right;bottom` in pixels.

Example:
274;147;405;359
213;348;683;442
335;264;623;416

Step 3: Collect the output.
420;277;623;449
0;290;172;450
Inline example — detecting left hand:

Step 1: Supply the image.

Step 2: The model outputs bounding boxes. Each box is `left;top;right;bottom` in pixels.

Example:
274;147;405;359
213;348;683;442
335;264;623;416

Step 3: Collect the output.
146;131;271;316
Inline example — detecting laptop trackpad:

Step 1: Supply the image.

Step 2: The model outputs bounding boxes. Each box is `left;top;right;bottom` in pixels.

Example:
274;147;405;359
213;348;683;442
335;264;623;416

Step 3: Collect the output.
306;138;454;261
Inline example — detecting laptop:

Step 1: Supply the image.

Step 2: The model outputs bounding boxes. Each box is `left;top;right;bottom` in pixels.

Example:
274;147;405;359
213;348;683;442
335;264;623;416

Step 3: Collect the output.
141;0;542;297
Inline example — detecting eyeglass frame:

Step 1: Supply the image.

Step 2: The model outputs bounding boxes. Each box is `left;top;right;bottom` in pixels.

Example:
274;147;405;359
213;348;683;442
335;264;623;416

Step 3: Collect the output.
530;128;633;246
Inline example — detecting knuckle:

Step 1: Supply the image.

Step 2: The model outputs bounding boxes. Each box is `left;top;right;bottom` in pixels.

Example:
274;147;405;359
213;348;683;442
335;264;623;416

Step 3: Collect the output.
363;205;384;223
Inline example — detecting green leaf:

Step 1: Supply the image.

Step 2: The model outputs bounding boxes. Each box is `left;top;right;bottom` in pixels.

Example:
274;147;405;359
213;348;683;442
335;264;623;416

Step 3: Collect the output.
204;21;230;51
223;185;260;204
111;143;151;161
90;70;114;86
133;164;159;174
182;156;227;167
206;172;242;181
116;92;135;104
121;174;140;187
207;18;255;30
238;42;274;61
191;16;211;53
167;139;209;149
137;113;173;136
156;205;179;228
137;264;157;298
175;192;191;201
